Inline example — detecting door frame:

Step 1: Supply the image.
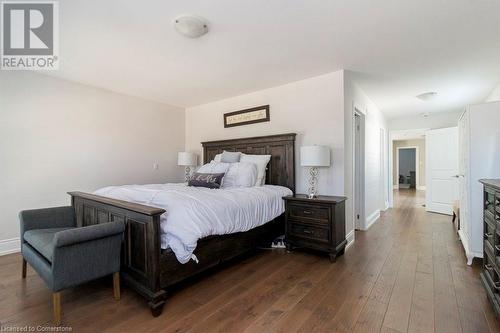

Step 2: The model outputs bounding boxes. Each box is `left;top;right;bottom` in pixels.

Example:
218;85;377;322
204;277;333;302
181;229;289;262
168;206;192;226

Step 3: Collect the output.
353;106;365;230
395;146;419;190
388;128;429;207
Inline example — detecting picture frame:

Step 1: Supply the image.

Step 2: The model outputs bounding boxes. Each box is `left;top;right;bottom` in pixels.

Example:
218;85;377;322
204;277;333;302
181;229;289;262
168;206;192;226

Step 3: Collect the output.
223;105;270;128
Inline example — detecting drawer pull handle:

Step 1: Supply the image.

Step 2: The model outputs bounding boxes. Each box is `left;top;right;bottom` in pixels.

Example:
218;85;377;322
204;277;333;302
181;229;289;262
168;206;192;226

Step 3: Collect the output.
486;201;491;206
495;245;500;252
494;282;500;291
496;214;500;220
485;233;493;238
303;210;312;215
303;229;313;234
485;264;494;270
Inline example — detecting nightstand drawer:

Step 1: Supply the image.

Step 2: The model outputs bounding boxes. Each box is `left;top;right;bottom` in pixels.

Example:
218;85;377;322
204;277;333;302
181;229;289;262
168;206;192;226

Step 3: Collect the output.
485;189;495;214
288;203;329;223
289;221;329;242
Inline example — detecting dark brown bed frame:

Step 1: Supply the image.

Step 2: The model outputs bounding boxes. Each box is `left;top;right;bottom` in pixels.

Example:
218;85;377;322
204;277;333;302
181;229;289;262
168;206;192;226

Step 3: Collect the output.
68;133;296;316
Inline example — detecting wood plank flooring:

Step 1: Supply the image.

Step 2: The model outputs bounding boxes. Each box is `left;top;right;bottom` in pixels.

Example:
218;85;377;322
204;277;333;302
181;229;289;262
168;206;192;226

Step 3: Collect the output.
1;190;499;332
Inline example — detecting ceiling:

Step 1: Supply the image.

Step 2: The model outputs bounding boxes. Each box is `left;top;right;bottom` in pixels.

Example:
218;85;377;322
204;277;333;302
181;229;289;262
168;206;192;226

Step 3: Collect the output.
391;129;427;141
48;0;500;116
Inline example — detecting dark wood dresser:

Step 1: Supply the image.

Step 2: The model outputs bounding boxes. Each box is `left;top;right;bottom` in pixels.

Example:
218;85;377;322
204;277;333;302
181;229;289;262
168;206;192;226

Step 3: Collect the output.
283;194;347;262
479;179;500;317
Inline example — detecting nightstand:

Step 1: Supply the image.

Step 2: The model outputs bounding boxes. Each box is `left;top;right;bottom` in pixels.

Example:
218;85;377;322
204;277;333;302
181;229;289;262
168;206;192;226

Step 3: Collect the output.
283;194;347;262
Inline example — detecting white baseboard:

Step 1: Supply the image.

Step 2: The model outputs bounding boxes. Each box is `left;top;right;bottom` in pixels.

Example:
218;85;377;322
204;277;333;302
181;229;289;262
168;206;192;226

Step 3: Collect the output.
345;230;355;250
392;185;399;190
358;210;380;231
457;229;482;265
0;237;20;256
417;186;426;191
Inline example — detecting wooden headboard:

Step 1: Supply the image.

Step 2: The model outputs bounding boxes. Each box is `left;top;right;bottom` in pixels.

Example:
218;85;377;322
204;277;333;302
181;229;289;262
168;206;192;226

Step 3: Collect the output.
201;133;296;192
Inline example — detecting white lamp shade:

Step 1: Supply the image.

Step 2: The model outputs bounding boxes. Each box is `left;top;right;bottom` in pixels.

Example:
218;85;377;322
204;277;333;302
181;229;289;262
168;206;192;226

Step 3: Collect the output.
300;145;330;167
177;152;197;166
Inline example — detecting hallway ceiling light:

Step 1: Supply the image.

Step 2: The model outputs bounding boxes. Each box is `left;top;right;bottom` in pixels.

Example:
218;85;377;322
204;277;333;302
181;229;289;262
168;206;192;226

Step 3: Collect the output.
174;15;209;38
416;92;438;101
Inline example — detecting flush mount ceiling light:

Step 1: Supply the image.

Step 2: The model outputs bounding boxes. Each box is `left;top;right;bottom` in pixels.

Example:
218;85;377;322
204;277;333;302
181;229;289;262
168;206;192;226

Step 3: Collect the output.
416;92;438;101
174;15;209;38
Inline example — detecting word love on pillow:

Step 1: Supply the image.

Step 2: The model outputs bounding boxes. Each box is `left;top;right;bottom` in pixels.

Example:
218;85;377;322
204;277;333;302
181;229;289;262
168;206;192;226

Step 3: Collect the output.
188;172;225;189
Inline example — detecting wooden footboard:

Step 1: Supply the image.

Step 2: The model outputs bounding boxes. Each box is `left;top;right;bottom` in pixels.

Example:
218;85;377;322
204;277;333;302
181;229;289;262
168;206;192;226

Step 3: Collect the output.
68;191;167;316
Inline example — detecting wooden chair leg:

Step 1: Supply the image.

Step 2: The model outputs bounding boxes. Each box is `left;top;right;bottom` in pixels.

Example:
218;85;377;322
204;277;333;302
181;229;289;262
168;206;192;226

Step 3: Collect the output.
22;258;27;279
53;292;61;326
113;272;120;301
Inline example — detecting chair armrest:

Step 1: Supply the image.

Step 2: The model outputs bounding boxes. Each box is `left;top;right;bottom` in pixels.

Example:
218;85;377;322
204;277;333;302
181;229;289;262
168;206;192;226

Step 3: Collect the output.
54;221;125;248
20;206;75;240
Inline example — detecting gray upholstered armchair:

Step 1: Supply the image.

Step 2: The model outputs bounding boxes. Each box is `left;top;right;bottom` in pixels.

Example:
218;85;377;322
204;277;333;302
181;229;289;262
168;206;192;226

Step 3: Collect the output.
19;206;125;325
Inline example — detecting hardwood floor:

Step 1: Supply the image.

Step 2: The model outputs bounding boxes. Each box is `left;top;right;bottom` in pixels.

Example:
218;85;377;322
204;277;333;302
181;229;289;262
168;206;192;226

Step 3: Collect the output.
1;190;499;332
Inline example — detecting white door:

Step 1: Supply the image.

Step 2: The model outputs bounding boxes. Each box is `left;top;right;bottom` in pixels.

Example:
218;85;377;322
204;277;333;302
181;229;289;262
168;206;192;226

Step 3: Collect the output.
425;127;459;215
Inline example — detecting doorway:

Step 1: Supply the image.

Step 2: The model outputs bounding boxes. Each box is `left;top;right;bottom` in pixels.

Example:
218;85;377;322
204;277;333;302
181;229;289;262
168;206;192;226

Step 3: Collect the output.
354;110;365;230
397;147;418;190
388;129;428;208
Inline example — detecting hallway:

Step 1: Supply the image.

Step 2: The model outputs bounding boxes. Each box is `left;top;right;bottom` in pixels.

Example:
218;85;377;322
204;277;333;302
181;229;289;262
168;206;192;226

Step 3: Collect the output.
1;190;499;332
377;189;498;333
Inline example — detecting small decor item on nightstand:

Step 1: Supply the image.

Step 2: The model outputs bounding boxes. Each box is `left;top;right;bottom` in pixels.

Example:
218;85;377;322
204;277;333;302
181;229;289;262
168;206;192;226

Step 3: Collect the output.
300;145;330;198
178;152;197;182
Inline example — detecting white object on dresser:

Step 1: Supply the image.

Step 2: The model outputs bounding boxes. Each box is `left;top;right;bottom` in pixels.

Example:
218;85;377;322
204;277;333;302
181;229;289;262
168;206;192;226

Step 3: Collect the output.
458;101;500;265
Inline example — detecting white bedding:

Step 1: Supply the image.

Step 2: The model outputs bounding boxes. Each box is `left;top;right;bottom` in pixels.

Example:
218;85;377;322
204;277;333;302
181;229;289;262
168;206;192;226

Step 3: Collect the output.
94;183;292;264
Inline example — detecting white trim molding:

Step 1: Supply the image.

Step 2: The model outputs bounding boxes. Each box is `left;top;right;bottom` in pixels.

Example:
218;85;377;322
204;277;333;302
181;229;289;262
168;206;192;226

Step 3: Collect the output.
345;230;355;250
417;186;426;191
0;238;20;256
458;229;482;265
363;210;381;230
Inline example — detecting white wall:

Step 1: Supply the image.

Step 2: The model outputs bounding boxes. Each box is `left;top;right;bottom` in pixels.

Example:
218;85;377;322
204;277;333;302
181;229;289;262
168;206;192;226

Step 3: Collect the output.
344;71;388;236
185;71;345;197
0;72;185;254
388;111;460;130
485;83;500;102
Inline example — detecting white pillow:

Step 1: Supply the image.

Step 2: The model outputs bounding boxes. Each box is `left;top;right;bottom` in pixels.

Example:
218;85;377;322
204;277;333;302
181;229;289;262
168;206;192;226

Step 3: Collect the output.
222;162;258;188
213;153;222;162
197;161;231;174
240;154;271;186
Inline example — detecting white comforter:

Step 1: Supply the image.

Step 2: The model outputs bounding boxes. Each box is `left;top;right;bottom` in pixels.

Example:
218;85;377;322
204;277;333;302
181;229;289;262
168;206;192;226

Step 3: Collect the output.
94;183;292;264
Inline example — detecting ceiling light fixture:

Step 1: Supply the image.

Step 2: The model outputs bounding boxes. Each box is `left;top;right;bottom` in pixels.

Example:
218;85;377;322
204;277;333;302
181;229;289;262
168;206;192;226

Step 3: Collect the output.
416;92;438;101
174;15;209;38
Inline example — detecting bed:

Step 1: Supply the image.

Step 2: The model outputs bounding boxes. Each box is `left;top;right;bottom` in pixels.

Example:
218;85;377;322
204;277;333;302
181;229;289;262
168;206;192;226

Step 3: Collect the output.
68;133;296;316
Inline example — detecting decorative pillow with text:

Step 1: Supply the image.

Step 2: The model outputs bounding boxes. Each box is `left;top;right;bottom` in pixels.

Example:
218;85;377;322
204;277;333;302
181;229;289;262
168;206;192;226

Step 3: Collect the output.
188;172;225;189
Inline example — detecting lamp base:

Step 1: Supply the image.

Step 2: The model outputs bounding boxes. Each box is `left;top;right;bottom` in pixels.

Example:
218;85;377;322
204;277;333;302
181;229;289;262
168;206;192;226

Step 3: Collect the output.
307;167;319;199
184;166;192;182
